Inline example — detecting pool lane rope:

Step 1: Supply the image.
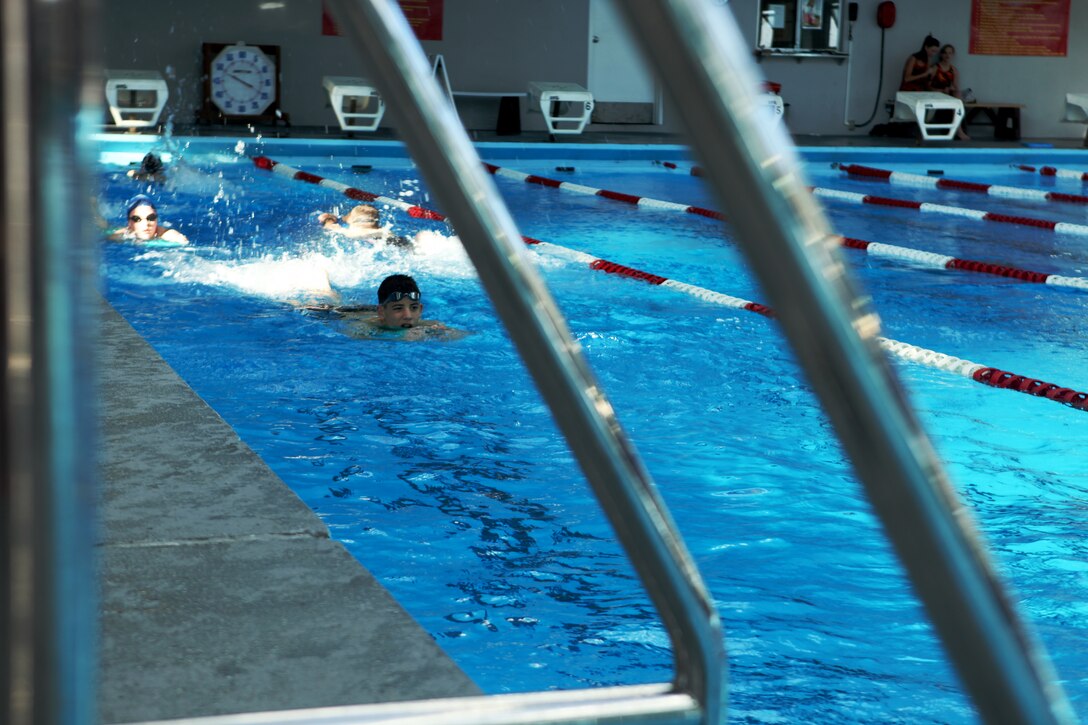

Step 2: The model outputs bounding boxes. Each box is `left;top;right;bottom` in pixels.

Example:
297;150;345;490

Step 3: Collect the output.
836;163;1088;206
656;161;1088;238
252;155;1088;413
482;162;1088;292
1014;164;1088;182
482;162;727;221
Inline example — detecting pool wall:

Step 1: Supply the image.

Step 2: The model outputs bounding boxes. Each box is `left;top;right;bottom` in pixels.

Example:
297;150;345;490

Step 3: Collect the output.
96;297;480;722
94;133;1088;169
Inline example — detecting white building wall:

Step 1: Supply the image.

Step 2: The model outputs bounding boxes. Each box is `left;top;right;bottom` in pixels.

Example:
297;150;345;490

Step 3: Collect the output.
100;0;1088;139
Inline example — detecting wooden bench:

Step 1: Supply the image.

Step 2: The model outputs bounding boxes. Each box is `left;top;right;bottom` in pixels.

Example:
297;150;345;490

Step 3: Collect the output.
962;102;1024;140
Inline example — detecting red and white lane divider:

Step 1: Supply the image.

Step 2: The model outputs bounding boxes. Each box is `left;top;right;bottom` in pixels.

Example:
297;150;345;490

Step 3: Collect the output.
485;161;1088;292
837;163;1088;205
657;161;1088;237
253;156;447;222
252;155;1088;413
839;237;1088;291
1014;164;1088;182
481;162;725;220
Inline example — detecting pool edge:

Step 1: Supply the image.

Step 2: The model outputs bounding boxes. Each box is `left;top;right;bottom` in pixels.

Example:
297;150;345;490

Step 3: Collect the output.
96;296;481;722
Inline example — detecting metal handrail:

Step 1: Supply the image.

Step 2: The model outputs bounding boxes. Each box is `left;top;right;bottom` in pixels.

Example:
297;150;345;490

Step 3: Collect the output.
321;0;723;721
2;0;99;723
615;2;1076;724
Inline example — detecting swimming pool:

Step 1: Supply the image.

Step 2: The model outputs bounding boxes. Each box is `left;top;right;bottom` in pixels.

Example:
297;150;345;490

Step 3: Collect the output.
97;136;1088;723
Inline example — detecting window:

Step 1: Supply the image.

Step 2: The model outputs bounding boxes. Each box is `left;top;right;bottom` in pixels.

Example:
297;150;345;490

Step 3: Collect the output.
757;0;844;55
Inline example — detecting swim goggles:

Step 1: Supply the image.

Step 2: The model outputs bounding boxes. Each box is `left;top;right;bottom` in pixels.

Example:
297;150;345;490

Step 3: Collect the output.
380;290;420;305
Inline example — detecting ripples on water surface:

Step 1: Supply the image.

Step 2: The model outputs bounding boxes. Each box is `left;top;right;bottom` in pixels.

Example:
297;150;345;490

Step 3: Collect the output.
101;145;1088;723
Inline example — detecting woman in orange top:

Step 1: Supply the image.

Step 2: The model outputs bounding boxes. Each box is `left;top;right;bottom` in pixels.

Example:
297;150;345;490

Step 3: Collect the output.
930;45;962;97
900;35;939;92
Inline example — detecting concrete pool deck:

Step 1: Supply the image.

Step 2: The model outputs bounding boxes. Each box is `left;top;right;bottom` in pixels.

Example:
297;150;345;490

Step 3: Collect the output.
97;298;480;723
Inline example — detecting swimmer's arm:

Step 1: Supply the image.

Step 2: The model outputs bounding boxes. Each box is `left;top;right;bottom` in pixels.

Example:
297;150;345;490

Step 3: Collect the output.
417;320;471;341
158;228;190;245
91;198;124;240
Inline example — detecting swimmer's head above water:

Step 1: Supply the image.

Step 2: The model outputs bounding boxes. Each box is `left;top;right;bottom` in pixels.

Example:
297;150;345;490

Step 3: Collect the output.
125;194;161;241
375;274;423;329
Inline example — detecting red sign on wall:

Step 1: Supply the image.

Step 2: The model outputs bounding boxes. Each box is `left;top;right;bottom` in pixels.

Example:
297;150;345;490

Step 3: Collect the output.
322;0;443;41
969;0;1069;56
399;0;443;41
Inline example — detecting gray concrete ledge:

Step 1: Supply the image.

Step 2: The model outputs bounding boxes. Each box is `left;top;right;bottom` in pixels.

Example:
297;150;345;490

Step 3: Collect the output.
97;298;480;723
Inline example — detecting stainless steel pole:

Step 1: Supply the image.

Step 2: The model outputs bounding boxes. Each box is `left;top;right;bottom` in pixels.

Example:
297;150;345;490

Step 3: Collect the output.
2;0;100;723
324;1;723;721
616;2;1073;723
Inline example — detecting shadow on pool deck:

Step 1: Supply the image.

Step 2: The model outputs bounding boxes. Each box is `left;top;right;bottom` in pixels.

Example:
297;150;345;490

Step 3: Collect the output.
97;298;481;723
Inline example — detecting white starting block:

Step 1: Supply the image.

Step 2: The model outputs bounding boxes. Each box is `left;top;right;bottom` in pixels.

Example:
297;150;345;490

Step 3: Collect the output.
1063;93;1088;147
528;81;594;135
893;92;964;141
758;93;785;125
1063;93;1088;122
323;76;385;132
104;70;168;128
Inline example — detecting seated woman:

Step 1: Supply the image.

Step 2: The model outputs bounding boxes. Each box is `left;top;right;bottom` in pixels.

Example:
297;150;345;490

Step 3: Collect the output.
106;194;189;245
930;44;970;140
900;35;940;92
929;45;962;98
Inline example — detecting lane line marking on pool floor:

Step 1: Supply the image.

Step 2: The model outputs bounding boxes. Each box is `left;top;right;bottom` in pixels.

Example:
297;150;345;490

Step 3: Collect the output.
479;161;1088;292
252;155;1088;414
836;163;1088;206
655;160;1088;238
1014;164;1088;182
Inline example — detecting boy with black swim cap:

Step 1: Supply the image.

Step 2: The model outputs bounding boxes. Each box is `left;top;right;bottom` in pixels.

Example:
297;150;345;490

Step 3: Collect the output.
328;274;466;341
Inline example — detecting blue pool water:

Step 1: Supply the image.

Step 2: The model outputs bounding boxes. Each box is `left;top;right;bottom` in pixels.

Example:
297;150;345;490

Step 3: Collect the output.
98;137;1088;723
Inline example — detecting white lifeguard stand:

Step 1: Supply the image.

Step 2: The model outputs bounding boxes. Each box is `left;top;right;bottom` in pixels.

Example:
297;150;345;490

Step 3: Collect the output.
104;70;168;128
1063;93;1088;146
893;92;964;142
322;76;385;132
528;81;594;135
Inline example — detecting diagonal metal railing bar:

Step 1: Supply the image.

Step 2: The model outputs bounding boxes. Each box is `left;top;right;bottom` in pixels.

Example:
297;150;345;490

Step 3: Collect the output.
614;2;1075;724
319;1;723;720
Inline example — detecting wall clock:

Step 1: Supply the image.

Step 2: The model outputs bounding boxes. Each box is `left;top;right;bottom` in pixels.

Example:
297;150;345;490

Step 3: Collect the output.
200;42;284;124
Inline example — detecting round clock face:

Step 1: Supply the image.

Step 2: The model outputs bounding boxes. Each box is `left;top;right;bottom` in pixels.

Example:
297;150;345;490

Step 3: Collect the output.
210;44;275;116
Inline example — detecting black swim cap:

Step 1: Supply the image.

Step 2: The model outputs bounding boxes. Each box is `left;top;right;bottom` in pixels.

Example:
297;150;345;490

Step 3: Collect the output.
140;153;164;174
377;274;420;305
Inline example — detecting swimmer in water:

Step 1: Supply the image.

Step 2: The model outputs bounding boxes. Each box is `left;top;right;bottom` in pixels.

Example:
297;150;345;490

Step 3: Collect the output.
317;204;413;248
304;274;467;341
126;152;166;183
105;194;189;245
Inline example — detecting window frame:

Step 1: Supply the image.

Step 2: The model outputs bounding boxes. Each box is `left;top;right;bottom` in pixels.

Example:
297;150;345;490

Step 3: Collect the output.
754;0;848;59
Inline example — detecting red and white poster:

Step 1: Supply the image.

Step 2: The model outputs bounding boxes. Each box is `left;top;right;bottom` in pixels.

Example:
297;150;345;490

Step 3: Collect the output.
323;0;444;41
969;0;1069;56
398;0;443;40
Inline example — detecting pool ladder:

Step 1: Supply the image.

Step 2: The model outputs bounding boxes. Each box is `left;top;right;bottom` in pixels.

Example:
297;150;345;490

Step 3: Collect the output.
4;0;1077;723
